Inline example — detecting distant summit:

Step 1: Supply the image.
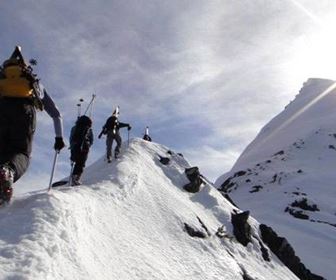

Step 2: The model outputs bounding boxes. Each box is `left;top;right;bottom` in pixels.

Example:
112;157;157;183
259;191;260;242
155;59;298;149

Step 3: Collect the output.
216;78;336;280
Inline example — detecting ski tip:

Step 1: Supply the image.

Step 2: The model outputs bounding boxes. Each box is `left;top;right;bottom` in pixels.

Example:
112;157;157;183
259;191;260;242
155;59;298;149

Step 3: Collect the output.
51;180;69;188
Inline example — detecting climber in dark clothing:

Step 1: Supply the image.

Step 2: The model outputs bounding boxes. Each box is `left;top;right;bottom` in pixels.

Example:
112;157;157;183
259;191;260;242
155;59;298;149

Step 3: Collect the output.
98;107;131;162
0;46;65;204
143;126;152;142
69;115;93;185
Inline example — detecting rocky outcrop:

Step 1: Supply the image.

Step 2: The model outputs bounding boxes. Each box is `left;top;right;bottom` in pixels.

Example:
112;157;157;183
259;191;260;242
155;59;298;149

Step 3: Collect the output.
231;211;251;246
260;224;324;280
183;167;203;193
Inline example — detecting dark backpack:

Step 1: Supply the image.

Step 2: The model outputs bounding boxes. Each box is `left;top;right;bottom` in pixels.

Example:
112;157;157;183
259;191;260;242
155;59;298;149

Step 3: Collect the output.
70;116;93;152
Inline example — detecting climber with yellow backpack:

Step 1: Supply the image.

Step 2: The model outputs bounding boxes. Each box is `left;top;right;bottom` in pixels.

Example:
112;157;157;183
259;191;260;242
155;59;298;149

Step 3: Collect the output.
0;46;66;205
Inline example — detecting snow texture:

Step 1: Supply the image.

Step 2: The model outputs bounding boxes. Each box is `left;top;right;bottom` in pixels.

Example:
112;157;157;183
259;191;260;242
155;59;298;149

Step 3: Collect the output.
216;78;336;280
0;139;298;280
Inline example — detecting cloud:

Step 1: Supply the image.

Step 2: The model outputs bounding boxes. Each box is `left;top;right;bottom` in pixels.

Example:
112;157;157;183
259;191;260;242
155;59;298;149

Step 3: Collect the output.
2;0;336;191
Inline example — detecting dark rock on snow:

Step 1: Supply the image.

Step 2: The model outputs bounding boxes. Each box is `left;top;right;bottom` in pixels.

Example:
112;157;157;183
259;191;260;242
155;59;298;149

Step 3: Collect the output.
234;170;247;177
183;167;203;193
285;207;310;220
159;156;170;165
291;198;319;212
184;223;207;238
273;150;285;156
259;224;324;280
231;211;252;246
250;185;263;193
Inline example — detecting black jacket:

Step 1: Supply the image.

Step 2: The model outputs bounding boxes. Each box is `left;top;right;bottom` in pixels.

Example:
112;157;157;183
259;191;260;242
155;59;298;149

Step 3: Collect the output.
101;116;129;135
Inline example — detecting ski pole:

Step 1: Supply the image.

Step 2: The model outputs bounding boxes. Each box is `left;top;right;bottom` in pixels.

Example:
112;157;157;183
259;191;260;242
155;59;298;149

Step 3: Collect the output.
48;150;60;191
89;94;96;118
83;94;96;116
68;161;75;186
128;129;130;147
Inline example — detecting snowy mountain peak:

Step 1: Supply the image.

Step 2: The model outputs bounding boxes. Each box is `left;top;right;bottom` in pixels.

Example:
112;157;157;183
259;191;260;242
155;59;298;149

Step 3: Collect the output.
231;78;336;170
216;78;336;280
0;139;299;280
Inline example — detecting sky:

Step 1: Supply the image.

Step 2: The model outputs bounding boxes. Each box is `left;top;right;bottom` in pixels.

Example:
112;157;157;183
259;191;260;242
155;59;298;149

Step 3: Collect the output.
1;0;336;191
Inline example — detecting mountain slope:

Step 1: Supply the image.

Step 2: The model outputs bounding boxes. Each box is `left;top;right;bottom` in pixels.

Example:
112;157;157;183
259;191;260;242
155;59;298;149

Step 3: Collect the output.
0;139;298;280
216;78;336;280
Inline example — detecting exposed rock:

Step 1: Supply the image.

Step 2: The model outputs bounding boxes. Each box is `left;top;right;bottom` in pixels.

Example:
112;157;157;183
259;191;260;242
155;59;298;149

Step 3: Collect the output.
292;192;307;196
310;219;336;228
270;174;277;183
259;240;270;262
222;193;238;207
184;216;210;238
220;177;236;193
250;185;263;193
185;167;200;182
273;150;285;156
197;216;211;237
216;225;232;239
184;223;207;238
241;268;255;280
183;167;203;193
260;224;325;280
234;170;247;177
285;207;310;220
291;198;319;212
231;211;251;246
159;156;170;165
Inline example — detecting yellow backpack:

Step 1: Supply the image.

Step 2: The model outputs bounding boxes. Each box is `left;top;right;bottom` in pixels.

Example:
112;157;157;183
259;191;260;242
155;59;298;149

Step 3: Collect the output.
0;60;33;98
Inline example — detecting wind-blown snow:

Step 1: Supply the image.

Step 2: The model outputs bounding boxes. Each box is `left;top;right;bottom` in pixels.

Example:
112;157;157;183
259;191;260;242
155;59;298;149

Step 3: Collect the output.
1;139;298;280
216;78;336;280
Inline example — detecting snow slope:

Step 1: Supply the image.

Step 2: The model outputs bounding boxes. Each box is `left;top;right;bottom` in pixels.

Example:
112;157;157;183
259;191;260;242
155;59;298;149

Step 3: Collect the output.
216;78;336;280
0;139;298;280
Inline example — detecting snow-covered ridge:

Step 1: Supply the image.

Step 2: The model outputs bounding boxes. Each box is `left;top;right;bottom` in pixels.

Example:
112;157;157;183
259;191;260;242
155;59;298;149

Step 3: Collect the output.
0;139;298;280
232;78;336;170
216;78;336;280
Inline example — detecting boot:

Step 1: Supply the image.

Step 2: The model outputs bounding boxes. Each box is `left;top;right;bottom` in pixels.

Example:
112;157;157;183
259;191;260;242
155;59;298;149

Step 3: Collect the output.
0;165;14;204
71;174;82;186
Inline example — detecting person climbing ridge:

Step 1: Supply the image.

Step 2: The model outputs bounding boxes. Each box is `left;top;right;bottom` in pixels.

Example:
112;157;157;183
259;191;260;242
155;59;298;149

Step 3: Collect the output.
143;126;152;142
0;46;65;204
98;106;131;163
69;115;93;185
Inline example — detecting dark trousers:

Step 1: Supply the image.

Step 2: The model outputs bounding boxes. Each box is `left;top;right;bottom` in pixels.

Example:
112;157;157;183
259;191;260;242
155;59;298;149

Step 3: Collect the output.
0;98;36;182
106;131;122;159
70;147;89;176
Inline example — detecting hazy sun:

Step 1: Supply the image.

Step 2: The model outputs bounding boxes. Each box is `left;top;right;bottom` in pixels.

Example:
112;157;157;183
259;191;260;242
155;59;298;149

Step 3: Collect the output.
289;0;336;80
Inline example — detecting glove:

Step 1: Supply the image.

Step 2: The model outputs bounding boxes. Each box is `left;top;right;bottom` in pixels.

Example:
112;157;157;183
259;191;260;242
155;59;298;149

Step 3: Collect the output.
128;125;132;131
54;137;65;151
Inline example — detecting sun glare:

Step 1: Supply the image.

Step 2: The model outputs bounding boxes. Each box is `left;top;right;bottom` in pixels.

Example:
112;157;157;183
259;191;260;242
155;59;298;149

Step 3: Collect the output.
289;0;336;80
